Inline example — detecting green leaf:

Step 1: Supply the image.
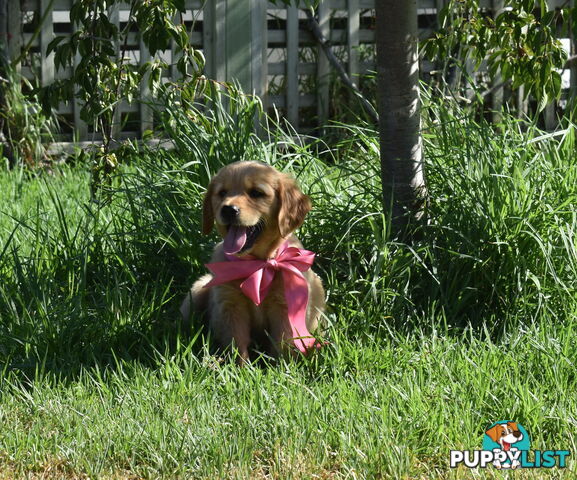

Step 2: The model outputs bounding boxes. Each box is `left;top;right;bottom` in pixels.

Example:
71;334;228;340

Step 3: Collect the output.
551;70;562;98
537;90;549;112
47;36;66;55
142;129;154;141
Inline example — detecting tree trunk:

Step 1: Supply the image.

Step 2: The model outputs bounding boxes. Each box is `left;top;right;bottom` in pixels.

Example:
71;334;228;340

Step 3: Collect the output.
0;0;15;167
0;0;6;57
375;0;426;237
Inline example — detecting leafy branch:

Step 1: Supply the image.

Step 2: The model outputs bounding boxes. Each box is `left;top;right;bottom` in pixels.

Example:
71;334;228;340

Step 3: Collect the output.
423;0;568;110
37;0;205;197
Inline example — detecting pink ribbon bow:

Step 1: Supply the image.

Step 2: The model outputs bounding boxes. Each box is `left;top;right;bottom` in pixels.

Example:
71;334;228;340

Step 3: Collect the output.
204;242;319;353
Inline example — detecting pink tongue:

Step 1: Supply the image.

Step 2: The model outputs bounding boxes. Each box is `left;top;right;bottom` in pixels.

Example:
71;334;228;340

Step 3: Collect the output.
224;226;247;254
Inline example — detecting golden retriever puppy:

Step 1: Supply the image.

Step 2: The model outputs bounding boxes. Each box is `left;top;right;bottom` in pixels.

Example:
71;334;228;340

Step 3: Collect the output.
180;161;325;363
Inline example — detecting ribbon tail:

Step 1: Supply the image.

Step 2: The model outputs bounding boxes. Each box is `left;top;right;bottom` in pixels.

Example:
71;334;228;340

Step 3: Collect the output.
282;270;317;353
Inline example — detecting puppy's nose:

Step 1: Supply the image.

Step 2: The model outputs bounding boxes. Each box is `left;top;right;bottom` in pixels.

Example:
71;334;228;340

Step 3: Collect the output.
221;205;240;223
513;430;522;438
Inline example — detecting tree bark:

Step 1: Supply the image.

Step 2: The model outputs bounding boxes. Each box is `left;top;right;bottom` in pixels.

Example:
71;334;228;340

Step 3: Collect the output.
0;0;6;56
376;0;426;237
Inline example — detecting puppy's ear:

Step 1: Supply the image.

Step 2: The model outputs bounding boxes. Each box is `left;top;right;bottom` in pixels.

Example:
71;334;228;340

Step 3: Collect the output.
485;425;502;443
277;174;311;237
202;182;215;235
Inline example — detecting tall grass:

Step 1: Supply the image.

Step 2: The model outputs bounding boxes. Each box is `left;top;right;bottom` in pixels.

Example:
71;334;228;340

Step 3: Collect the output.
0;66;55;167
421;94;577;328
2;88;576;373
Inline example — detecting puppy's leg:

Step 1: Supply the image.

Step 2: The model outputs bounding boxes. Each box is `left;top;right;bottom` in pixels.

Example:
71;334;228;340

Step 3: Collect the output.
210;285;253;365
180;274;213;321
305;270;326;333
264;299;295;358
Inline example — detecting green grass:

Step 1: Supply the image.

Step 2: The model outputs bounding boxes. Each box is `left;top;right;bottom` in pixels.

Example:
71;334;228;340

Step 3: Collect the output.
0;91;576;478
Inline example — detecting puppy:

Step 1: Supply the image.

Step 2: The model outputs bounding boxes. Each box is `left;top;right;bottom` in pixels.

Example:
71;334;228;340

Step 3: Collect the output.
180;161;325;363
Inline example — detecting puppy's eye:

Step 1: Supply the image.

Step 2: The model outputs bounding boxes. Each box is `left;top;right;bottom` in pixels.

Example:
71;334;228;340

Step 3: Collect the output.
217;189;227;198
248;189;265;199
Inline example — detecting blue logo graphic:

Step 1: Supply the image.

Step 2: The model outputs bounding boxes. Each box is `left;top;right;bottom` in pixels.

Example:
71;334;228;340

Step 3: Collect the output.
482;420;530;469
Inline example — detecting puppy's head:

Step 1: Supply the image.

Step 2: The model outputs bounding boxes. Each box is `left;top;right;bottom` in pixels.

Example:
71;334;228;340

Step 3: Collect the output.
202;161;311;257
485;422;523;449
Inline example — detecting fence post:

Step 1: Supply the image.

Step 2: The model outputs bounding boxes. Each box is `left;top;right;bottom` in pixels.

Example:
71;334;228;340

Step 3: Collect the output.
286;5;299;128
316;2;330;127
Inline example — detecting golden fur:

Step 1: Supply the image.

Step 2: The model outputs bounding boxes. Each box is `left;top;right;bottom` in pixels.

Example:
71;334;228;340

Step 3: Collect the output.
180;161;325;363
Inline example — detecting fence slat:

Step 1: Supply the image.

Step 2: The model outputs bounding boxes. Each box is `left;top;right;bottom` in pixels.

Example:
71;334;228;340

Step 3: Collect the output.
251;0;267;133
544;103;556;130
570;0;577;106
251;0;266;97
110;4;121;140
73;52;88;141
347;0;359;85
214;0;226;81
7;0;22;74
491;0;504;123
70;0;86;140
203;1;214;79
39;0;54;85
286;5;299;127
170;12;182;81
517;85;527;118
435;0;445;15
140;39;153;136
317;2;330;127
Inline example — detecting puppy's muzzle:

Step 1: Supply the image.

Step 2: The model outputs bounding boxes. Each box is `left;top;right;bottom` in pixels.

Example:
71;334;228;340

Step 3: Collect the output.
221;205;240;224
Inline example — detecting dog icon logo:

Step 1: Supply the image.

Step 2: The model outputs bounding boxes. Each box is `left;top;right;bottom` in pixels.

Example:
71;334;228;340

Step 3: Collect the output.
482;421;530;469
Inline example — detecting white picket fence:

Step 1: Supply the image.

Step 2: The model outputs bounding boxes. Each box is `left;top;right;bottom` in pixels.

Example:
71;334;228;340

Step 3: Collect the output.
6;0;571;141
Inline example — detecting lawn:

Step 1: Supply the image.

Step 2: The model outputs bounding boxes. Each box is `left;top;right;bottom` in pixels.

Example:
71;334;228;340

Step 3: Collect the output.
1;95;576;479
